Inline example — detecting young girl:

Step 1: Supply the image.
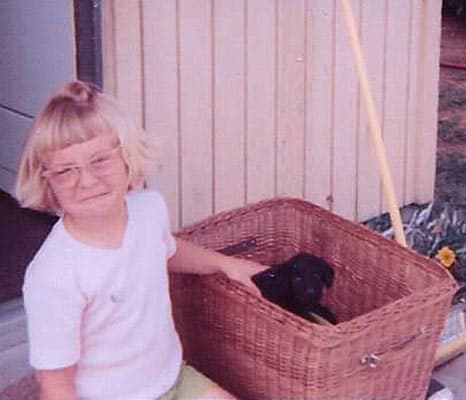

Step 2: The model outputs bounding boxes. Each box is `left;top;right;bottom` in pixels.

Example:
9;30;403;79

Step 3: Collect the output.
15;80;265;400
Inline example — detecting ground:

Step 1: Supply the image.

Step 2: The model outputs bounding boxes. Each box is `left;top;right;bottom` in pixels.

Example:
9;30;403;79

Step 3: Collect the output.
435;12;466;209
430;10;466;398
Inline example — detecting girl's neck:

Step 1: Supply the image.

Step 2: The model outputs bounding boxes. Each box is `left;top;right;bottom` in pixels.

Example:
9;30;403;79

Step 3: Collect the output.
63;202;128;249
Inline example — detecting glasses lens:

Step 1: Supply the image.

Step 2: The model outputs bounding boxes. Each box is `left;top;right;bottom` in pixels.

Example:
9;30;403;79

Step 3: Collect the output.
44;146;120;187
51;168;77;187
89;152;116;174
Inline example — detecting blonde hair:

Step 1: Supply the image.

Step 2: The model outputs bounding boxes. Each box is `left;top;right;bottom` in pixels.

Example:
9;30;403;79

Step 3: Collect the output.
15;80;155;213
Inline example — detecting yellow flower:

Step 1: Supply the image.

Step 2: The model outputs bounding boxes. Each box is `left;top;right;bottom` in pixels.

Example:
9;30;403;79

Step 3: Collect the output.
435;246;456;268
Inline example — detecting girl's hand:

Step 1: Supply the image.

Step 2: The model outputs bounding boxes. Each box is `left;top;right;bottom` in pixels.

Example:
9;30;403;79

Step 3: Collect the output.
169;238;267;295
220;257;267;296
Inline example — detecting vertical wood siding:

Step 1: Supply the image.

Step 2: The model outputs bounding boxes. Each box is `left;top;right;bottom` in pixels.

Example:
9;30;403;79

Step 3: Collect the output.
333;0;360;219
305;0;334;211
104;0;442;229
246;0;276;204
214;0;246;212
357;0;384;221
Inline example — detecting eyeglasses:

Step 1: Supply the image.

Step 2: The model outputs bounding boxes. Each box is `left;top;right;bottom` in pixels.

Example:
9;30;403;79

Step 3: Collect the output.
42;145;122;188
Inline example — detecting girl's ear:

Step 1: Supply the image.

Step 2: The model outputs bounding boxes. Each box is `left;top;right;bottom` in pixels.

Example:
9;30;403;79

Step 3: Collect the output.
123;160;131;189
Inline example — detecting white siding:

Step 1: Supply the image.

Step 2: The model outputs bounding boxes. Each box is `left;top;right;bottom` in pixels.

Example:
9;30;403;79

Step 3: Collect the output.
0;0;75;194
0;108;30;172
0;0;75;115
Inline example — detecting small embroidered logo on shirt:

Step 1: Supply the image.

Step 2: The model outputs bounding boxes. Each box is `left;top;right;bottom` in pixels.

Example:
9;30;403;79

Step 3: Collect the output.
110;292;126;303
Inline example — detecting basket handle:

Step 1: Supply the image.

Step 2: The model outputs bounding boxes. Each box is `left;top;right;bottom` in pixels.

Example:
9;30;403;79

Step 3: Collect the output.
217;238;257;256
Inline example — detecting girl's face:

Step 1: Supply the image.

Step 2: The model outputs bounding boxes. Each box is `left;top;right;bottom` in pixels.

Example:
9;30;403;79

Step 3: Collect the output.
42;135;129;219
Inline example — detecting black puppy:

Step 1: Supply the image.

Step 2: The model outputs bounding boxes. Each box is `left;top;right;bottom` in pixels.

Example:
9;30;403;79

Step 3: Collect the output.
251;252;337;324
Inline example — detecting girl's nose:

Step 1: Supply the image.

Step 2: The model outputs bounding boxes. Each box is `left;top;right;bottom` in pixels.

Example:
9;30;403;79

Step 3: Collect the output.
76;166;100;187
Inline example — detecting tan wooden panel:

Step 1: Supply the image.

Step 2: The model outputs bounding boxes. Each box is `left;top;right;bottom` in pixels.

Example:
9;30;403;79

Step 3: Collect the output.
356;0;385;221
178;0;213;225
414;0;442;203
142;0;180;229
112;0;144;127
404;0;422;204
381;0;410;212
332;0;360;220
104;0;442;225
213;0;246;212
305;0;334;210
101;0;116;95
276;0;306;197
246;0;276;203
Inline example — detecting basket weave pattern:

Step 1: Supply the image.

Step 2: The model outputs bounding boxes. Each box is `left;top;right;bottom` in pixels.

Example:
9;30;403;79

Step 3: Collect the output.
171;198;457;400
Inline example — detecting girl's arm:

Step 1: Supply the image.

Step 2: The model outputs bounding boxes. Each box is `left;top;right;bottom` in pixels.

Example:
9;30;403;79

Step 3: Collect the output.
35;365;77;400
168;238;265;294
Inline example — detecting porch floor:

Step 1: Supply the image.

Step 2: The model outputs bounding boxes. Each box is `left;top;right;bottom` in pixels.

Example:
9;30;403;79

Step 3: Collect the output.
433;352;466;399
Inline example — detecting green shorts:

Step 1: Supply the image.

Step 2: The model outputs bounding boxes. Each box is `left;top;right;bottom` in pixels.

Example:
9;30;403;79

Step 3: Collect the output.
158;363;217;400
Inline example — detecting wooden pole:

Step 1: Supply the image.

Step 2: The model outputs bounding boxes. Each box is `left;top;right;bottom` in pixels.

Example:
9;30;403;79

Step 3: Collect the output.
340;0;407;247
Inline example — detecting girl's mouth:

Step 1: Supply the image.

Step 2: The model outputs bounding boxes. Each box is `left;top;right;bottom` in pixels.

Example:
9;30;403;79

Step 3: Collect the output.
81;192;109;202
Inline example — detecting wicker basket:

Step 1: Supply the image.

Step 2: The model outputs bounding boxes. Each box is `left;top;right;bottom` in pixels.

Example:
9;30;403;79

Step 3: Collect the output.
435;300;466;366
171;197;458;400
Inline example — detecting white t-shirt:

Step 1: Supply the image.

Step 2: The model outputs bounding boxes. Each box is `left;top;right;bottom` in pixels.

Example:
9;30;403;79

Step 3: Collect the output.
22;190;182;400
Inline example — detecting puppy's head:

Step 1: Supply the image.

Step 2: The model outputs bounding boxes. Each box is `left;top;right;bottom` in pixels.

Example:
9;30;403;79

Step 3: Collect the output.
251;264;290;301
289;253;335;305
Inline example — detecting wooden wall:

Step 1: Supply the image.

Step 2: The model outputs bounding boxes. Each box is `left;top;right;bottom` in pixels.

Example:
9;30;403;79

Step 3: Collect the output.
103;0;442;229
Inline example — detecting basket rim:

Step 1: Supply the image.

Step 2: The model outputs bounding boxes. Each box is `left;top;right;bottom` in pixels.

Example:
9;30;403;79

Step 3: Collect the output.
177;196;456;283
